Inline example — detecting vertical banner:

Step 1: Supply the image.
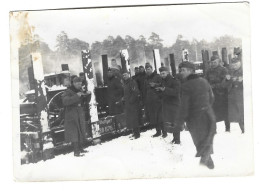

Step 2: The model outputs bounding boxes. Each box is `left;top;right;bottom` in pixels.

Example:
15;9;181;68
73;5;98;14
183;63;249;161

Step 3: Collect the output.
169;53;176;76
153;49;161;74
164;57;170;70
102;54;108;86
202;50;210;74
81;50;100;138
182;49;189;62
120;49;130;73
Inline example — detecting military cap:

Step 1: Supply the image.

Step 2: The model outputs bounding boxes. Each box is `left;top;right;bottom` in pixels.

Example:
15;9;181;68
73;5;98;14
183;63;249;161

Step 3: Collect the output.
72;76;82;83
179;61;195;70
210;54;220;61
231;57;240;64
139;65;144;69
159;66;169;72
145;62;153;69
79;72;84;77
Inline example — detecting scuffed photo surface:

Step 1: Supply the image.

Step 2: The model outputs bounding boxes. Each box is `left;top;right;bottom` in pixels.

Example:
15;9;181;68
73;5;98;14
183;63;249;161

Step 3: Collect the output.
10;2;253;181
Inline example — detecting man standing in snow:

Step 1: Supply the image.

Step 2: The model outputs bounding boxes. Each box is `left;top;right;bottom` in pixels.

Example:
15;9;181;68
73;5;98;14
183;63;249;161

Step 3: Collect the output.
176;61;216;169
224;57;244;133
62;76;91;157
205;55;230;132
156;66;181;141
143;63;164;137
122;70;141;139
107;66;124;116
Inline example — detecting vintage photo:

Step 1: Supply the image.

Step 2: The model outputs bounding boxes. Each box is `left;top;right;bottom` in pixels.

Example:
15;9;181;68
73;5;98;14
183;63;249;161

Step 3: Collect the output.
10;2;253;181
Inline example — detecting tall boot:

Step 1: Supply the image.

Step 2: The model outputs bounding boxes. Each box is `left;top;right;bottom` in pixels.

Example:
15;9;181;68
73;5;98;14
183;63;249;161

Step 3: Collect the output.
225;120;230;132
239;122;245;134
73;142;84;157
79;142;88;153
172;131;180;144
152;124;161;137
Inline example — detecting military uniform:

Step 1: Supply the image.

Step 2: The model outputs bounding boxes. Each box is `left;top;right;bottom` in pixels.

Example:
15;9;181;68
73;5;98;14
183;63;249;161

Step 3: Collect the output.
107;75;124;116
158;74;181;140
123;78;141;138
206;65;230;131
225;66;244;133
144;71;163;135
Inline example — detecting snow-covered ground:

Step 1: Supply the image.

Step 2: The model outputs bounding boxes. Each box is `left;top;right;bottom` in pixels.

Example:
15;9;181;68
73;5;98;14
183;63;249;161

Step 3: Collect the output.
16;122;253;181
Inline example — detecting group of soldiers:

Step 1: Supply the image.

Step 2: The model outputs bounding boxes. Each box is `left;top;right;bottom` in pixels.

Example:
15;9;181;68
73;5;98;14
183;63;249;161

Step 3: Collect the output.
61;52;244;170
106;52;244;169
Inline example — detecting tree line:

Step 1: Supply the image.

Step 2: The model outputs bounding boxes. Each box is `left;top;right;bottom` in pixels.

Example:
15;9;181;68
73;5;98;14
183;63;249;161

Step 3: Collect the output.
19;31;242;95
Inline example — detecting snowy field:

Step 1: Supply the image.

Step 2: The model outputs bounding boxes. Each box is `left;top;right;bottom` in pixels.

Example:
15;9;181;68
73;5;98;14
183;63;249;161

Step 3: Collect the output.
17;122;253;181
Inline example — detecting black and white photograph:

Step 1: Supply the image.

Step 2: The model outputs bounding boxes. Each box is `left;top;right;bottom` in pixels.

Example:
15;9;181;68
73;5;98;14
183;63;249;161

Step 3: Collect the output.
9;1;253;181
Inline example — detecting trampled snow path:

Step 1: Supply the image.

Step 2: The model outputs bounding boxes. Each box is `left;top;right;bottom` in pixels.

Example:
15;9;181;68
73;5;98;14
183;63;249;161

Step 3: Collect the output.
17;122;253;181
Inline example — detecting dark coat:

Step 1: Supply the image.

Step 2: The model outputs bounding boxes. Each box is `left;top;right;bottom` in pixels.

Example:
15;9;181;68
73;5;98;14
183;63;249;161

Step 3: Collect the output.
123;78;140;131
177;74;216;157
107;76;124;116
158;75;181;124
206;65;229;122
61;87;87;143
135;71;146;102
225;67;244;123
144;71;163;125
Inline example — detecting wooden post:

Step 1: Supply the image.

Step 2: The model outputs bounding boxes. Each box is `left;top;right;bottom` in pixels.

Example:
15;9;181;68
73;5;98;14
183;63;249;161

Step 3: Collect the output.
94;62;103;87
81;50;100;138
202;50;210;74
27;66;35;90
221;48;228;67
169;53;176;76
153;49;161;73
212;51;219;56
228;54;232;65
31;52;54;160
102;55;108;86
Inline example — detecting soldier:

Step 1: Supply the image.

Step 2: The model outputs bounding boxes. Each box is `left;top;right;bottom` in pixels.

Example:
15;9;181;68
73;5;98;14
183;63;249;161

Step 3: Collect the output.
156;66;181;141
175;61;216;169
144;62;164;137
136;65;146;103
62;76;91;157
107;66;124;116
122;70;141;139
132;67;140;80
225;57;244;133
206;55;230;132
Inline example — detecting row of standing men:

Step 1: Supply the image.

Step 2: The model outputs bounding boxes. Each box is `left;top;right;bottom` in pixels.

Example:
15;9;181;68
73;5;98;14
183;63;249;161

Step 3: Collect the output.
106;55;244;169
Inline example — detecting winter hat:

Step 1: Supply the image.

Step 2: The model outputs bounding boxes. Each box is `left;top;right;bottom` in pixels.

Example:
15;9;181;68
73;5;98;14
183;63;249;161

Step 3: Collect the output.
231;57;240;64
159;66;169;72
145;62;153;69
210;55;220;61
139;65;144;69
179;61;195;70
72;76;82;83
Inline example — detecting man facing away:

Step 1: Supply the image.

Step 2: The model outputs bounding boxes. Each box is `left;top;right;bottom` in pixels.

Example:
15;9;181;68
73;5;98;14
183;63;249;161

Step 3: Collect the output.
176;61;217;169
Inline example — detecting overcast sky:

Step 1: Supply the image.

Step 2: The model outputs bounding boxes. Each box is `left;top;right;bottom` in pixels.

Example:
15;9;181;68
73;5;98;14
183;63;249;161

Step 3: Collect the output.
27;2;250;51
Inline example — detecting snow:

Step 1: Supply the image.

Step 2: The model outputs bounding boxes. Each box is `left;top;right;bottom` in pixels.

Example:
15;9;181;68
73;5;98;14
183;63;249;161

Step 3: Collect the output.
47;85;67;92
18;122;253;181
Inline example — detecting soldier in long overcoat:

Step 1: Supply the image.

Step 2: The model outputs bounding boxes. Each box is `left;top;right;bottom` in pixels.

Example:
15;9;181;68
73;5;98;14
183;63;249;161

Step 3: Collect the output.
107;67;124;116
224;57;244;133
143;63;163;137
156;66;181;140
62;76;91;157
206;55;230;131
174;61;216;169
122;71;141;139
